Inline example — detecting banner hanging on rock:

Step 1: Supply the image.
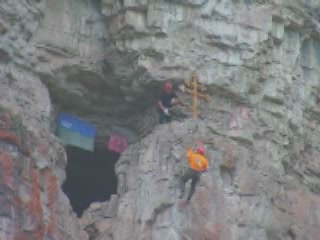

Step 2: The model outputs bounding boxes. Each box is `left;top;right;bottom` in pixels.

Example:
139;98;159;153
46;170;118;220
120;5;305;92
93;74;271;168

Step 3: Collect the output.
58;113;96;152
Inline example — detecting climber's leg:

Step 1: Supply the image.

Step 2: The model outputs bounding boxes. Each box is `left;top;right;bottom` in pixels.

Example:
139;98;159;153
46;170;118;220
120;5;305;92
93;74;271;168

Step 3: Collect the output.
186;170;201;202
159;111;166;124
165;113;172;123
178;168;193;198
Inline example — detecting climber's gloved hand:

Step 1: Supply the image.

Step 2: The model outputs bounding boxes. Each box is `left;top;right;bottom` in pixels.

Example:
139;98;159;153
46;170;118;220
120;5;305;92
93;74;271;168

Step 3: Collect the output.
163;108;170;115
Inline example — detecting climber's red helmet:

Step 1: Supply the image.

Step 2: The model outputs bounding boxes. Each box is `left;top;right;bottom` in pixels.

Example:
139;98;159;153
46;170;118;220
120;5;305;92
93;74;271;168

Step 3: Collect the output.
163;82;173;93
196;146;205;155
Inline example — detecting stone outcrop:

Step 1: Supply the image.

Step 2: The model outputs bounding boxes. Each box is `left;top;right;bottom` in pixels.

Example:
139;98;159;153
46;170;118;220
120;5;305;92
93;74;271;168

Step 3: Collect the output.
91;0;320;239
1;0;320;240
105;119;320;240
0;1;86;239
0;108;87;239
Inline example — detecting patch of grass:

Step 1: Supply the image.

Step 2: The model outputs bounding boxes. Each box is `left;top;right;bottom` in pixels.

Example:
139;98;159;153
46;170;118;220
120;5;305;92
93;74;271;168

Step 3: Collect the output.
154;202;172;214
11;114;25;134
265;225;281;240
304;176;320;195
0;105;26;134
0;105;7;113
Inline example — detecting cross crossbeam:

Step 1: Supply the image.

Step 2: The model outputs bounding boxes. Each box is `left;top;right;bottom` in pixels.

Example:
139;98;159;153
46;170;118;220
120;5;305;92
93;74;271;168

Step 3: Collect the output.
184;72;210;119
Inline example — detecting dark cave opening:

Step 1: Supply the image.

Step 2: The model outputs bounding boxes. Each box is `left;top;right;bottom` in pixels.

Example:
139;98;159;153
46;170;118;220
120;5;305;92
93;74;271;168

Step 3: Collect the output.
62;146;120;218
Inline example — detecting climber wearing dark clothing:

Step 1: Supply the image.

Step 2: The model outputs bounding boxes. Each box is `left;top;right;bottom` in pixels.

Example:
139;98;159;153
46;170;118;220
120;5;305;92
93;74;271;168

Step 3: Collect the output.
179;145;209;202
179;168;201;201
158;82;183;124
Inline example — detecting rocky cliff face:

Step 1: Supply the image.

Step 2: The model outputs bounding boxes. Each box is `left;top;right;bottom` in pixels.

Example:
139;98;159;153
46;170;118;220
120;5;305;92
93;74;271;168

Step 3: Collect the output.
1;0;320;240
0;1;87;239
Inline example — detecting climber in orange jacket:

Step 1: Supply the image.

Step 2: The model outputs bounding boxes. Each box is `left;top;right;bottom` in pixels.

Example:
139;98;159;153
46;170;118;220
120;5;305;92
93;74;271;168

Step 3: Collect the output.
178;144;209;202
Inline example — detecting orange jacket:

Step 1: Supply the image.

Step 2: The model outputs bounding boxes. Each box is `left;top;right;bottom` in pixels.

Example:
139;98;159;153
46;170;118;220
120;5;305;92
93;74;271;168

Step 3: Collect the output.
187;148;209;172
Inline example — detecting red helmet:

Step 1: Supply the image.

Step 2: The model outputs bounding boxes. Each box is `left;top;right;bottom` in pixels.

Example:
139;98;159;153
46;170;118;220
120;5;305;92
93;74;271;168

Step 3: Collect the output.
163;82;173;93
196;146;205;155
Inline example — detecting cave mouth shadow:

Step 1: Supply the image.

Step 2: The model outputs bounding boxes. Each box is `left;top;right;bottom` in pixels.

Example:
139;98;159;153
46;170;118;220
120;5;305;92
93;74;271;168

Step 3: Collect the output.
62;146;120;218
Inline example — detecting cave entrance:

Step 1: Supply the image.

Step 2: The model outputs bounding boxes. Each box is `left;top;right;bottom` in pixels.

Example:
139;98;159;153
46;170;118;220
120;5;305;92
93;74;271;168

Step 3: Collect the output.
62;146;120;217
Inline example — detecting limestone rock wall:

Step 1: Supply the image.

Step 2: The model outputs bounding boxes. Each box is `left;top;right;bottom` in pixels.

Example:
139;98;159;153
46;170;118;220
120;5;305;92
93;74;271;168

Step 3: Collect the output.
1;0;320;240
0;1;87;239
0;109;86;239
104;120;320;240
94;0;320;240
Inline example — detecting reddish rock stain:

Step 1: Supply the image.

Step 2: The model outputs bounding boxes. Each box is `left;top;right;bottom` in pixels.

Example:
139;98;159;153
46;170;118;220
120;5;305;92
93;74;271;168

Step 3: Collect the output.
0;129;21;146
37;144;48;157
223;144;235;169
0;150;14;188
28;169;45;240
200;223;224;240
0;112;11;128
46;170;58;237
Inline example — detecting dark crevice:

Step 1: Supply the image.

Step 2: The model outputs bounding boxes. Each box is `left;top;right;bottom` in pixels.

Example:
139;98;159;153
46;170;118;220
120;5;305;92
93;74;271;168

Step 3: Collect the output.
0;49;10;63
62;146;120;217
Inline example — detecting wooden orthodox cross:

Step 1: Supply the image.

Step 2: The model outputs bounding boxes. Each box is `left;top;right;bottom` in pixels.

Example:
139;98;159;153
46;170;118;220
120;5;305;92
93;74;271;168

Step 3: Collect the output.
184;71;210;119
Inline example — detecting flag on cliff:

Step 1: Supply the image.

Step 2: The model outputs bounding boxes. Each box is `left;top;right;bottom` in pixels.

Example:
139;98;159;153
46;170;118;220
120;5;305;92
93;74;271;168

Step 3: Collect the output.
58;113;96;152
107;134;128;153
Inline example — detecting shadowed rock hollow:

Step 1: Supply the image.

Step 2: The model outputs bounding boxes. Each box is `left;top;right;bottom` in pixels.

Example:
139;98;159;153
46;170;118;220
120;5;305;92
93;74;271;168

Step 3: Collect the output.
62;147;119;218
1;0;320;239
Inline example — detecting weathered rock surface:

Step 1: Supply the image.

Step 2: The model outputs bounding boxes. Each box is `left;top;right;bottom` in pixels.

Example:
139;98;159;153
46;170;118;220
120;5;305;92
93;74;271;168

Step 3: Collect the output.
1;0;320;240
91;0;320;239
106;120;320;240
0;1;87;239
0;108;86;239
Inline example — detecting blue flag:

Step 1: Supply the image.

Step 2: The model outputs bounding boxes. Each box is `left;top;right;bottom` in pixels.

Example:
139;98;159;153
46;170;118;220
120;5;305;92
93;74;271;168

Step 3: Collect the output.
58;113;96;151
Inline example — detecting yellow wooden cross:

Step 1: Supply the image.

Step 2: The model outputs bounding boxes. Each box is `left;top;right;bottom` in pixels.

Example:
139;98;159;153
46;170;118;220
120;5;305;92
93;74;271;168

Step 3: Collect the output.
184;71;210;119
